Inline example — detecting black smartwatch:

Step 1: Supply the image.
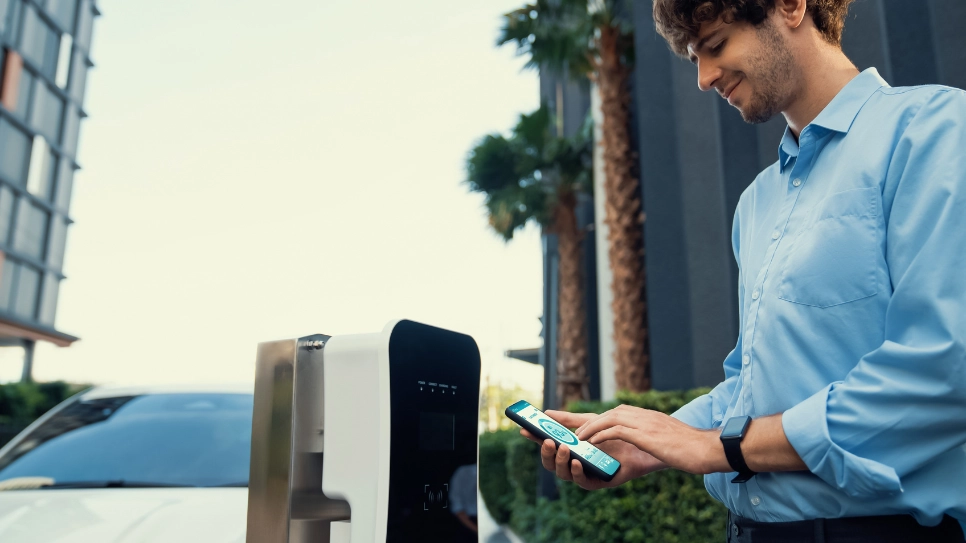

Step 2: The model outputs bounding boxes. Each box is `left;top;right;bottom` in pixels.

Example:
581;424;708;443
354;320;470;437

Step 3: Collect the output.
720;416;756;483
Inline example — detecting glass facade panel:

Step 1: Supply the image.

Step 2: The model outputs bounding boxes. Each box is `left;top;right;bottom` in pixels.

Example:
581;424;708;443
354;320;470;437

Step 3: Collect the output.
38;272;58;325
13;68;33;121
74;0;91;50
45;0;77;34
0;258;17;311
14;199;48;259
30;82;63;142
26;137;56;200
54;159;72;211
3;0;21;46
46;215;66;269
68;48;86;103
20;5;58;78
55;32;71;87
0;185;14;245
0;118;31;186
61;104;78;155
13;263;39;319
0;0;10;40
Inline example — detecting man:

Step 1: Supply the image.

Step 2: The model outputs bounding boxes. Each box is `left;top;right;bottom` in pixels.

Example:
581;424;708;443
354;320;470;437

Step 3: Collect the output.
522;0;966;541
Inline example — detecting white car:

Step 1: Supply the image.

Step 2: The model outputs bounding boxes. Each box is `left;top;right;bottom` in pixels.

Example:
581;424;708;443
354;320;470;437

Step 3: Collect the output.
0;384;253;543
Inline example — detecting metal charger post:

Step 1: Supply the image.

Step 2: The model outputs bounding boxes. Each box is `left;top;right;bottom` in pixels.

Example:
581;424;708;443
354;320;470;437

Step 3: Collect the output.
246;320;482;542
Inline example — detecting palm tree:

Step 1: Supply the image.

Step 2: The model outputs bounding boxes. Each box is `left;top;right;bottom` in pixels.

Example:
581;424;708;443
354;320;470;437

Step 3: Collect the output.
466;106;593;406
499;0;650;392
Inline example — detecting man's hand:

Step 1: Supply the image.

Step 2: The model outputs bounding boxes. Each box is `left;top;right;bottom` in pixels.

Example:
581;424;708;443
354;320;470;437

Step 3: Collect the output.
575;405;731;475
519;410;668;490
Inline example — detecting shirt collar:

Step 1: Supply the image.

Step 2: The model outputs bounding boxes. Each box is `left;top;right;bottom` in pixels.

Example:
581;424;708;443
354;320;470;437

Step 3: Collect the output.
778;67;890;172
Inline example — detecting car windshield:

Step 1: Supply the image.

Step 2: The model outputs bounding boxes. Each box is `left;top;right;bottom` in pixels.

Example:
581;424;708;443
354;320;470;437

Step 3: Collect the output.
0;393;252;488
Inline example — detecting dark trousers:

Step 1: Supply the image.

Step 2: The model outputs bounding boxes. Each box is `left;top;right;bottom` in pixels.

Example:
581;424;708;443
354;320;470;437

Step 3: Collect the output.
727;512;965;543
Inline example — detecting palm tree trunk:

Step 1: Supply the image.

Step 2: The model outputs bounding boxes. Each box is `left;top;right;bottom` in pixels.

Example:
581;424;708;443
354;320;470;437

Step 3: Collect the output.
595;25;650;392
553;191;589;407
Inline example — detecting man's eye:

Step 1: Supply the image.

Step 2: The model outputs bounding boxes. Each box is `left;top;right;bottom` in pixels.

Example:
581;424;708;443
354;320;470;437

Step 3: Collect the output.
711;40;726;55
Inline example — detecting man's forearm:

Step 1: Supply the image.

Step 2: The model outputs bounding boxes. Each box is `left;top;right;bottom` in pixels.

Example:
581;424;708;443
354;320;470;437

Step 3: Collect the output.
712;413;807;473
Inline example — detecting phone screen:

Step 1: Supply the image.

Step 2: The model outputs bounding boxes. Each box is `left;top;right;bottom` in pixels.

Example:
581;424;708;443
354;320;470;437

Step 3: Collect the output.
508;401;619;477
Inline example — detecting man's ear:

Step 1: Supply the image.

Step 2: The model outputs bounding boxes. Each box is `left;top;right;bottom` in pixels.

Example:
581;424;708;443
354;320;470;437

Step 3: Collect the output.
773;0;807;30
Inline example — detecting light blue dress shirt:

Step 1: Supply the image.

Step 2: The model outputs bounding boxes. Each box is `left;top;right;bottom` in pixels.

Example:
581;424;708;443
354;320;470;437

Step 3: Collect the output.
672;68;966;531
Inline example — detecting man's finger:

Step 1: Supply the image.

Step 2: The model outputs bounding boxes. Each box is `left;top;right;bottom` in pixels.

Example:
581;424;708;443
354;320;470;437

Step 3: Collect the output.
540;439;557;472
555;444;574;481
545;410;596;428
570;458;598;490
520;428;542;444
576;412;624;441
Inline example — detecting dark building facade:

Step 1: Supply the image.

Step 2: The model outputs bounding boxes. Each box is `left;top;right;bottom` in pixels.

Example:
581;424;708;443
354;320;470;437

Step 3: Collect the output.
0;0;98;379
537;67;600;411
631;0;966;390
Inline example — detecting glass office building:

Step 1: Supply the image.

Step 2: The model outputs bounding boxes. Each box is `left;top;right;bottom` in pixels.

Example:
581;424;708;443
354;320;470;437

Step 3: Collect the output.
0;0;97;378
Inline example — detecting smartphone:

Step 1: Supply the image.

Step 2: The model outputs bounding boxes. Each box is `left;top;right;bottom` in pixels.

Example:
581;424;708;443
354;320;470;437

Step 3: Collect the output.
505;400;620;482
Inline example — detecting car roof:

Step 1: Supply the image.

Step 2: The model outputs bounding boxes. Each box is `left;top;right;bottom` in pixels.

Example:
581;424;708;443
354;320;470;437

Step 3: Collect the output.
79;383;254;400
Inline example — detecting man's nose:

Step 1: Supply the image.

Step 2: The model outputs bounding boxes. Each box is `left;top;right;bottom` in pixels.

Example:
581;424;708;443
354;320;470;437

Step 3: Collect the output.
697;61;722;92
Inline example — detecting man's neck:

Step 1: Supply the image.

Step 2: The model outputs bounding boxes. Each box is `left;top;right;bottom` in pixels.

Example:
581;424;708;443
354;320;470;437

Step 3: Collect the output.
783;47;860;139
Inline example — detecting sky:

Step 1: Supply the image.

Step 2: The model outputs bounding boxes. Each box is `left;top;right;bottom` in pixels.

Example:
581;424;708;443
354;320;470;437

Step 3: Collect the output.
7;0;548;391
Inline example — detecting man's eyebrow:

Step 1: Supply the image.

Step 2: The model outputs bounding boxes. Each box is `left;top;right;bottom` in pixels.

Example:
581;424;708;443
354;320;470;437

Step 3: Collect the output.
688;28;724;63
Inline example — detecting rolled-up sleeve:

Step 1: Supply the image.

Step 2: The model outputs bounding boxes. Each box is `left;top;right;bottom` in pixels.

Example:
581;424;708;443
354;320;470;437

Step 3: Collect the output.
782;89;966;498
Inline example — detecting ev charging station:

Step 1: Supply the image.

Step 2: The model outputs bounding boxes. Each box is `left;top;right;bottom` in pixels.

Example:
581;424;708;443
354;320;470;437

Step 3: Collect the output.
246;320;482;542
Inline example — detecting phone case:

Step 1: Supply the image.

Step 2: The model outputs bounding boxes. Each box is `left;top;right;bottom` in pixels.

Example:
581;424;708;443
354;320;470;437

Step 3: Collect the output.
504;403;619;482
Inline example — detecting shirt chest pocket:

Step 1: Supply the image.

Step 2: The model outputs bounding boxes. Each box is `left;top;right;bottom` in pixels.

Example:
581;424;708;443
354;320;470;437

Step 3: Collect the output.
777;187;880;308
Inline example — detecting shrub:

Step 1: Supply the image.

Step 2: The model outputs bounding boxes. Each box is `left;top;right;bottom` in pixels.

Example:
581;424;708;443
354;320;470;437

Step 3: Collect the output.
0;381;87;446
479;388;728;543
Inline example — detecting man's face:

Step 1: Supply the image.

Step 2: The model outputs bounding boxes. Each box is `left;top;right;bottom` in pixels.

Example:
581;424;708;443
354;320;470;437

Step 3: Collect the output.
687;15;798;124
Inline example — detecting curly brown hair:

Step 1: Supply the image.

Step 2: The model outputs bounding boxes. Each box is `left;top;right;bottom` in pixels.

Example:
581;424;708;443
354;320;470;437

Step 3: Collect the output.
653;0;855;57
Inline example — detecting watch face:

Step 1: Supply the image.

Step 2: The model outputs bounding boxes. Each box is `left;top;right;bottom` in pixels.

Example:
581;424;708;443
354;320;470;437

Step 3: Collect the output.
721;417;749;438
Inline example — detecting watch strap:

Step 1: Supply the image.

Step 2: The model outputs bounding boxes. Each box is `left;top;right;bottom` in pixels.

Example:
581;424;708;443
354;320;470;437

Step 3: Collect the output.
721;417;756;483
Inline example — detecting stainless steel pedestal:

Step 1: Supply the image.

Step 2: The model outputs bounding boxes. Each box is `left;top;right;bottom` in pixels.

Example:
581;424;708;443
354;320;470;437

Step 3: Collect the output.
246;334;350;543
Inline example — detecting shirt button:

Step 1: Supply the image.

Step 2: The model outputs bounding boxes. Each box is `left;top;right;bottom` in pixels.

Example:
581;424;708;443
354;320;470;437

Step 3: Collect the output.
751;289;760;300
792;178;802;187
772;231;780;240
751;495;761;506
742;355;750;365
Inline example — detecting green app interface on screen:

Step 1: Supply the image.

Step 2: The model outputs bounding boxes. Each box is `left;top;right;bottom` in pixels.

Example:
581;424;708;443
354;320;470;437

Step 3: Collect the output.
510;402;619;476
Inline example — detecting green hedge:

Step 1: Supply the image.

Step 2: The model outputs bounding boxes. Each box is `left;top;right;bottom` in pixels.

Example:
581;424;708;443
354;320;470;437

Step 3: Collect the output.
479;389;728;543
0;381;86;446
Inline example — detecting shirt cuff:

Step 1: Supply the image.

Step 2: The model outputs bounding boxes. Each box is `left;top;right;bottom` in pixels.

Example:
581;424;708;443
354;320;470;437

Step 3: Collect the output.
782;384;903;499
671;394;715;430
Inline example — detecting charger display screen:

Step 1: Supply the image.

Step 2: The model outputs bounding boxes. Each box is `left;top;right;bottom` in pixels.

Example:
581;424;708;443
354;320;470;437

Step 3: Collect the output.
510;402;619;477
419;412;455;451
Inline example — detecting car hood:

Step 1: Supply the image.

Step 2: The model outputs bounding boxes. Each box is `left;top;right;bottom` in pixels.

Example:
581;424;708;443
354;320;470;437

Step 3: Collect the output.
0;488;246;543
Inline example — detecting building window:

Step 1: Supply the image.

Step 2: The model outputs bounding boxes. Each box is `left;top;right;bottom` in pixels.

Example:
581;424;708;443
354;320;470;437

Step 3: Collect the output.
26;134;55;200
14;198;49;260
30;81;63;142
0;117;31;186
13;262;40;319
61;104;79;155
1;48;25;112
0;0;12;39
38;272;58;325
68;48;86;103
2;0;22;46
20;5;59;79
46;214;67;269
54;159;72;211
0;185;14;245
55;33;71;88
11;64;33;120
0;256;16;311
45;0;77;35
74;0;93;51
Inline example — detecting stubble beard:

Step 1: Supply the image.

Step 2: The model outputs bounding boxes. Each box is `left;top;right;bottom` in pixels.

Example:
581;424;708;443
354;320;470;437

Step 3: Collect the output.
738;21;797;124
